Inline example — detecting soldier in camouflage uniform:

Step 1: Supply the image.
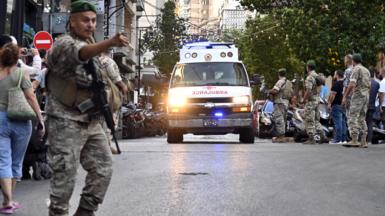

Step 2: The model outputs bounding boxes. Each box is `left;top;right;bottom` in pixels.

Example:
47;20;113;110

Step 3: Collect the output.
342;54;370;148
45;1;128;215
270;68;290;143
302;60;324;144
99;50;128;154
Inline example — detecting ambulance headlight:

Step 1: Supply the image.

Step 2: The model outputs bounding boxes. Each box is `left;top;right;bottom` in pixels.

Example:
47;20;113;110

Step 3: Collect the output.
185;53;191;59
168;97;187;107
227;52;233;57
233;96;250;104
192;53;198;58
220;52;226;58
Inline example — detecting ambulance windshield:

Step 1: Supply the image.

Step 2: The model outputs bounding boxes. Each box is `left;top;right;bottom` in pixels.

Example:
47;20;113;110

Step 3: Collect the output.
170;62;248;87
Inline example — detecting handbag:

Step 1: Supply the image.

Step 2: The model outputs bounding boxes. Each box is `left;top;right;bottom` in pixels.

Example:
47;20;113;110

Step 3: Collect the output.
7;69;37;121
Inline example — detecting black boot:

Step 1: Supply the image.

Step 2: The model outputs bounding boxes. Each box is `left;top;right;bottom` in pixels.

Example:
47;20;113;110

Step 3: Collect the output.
303;135;316;145
73;207;95;216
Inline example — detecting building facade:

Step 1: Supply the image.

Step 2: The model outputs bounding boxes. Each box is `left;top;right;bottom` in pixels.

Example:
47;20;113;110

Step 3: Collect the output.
0;0;43;46
219;0;255;32
180;0;222;39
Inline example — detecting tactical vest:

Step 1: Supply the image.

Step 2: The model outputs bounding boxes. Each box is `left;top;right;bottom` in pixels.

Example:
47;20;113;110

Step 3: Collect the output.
46;71;94;110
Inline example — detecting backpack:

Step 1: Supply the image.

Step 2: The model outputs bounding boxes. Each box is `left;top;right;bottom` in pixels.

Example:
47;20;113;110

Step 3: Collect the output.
282;79;294;100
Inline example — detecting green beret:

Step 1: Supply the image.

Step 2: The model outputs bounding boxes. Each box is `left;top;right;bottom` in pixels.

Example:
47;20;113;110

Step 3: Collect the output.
278;68;286;76
352;53;362;63
71;0;97;14
306;60;316;67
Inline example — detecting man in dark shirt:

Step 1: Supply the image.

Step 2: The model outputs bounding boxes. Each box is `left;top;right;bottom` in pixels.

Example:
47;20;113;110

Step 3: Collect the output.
366;69;380;144
328;70;347;144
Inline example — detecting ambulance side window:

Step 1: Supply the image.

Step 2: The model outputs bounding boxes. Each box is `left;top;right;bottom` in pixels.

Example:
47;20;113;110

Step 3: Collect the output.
234;63;248;86
172;65;184;86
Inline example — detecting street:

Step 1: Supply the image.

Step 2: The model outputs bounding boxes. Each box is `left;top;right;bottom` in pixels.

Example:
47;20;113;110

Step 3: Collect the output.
13;134;385;216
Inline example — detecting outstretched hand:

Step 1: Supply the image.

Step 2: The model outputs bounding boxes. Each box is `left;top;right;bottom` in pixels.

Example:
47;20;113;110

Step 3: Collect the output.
111;33;129;47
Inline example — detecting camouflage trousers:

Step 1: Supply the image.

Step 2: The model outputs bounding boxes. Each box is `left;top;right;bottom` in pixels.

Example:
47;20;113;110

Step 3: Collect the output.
304;100;322;136
47;117;113;216
272;103;287;136
348;93;369;137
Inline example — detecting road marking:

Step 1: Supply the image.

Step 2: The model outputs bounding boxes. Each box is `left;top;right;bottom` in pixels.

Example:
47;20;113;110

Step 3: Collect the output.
36;40;51;44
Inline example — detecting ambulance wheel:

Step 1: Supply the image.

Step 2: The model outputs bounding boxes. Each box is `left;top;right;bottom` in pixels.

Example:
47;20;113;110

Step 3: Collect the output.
240;128;255;144
167;129;183;143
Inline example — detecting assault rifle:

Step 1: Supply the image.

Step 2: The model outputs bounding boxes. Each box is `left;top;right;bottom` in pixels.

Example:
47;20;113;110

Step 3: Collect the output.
86;58;121;154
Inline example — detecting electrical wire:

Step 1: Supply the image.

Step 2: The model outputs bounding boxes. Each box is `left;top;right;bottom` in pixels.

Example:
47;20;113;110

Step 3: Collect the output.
143;4;154;27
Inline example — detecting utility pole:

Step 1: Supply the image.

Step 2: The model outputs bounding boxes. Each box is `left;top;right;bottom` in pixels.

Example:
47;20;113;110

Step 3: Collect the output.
104;0;110;39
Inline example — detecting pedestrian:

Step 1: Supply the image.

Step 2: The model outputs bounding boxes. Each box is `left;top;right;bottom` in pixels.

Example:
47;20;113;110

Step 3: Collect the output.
327;70;347;144
319;73;329;100
0;40;45;214
269;68;293;143
301;60;326;144
342;53;370;148
366;69;380;144
378;67;385;127
45;1;128;215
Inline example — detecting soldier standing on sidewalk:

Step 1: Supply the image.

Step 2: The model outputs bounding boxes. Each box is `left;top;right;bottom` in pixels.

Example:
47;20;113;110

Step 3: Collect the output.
302;60;325;144
342;54;370;148
45;1;128;216
269;68;292;143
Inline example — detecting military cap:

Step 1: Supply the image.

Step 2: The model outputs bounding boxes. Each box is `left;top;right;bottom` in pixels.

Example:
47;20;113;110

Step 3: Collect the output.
306;60;316;67
278;68;286;76
352;53;362;63
71;0;97;14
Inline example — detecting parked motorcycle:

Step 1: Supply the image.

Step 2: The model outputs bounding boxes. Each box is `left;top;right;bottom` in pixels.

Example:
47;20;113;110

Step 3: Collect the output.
371;108;385;144
122;103;145;139
319;97;334;141
122;102;168;139
290;97;333;143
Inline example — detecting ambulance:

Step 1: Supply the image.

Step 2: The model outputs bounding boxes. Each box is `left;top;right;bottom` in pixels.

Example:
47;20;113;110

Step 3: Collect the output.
166;41;256;143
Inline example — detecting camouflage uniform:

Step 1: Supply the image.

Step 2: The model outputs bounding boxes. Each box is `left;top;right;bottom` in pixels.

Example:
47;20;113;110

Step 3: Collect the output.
272;77;289;137
99;55;122;84
343;66;354;112
46;34;113;216
99;55;122;152
348;64;370;140
304;71;322;138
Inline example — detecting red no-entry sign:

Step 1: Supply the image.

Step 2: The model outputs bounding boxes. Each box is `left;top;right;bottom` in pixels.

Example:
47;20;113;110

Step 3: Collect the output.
33;31;53;50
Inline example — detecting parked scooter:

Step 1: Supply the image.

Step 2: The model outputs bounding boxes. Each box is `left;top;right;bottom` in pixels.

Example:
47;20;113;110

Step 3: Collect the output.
319;97;333;141
371;108;385;144
290;97;333;143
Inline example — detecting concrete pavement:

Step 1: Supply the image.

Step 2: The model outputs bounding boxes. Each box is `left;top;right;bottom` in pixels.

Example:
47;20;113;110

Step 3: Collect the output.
11;134;385;216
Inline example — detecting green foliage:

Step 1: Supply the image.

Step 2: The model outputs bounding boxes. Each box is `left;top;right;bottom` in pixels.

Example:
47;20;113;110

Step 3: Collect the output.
142;1;186;77
223;15;303;88
240;0;385;75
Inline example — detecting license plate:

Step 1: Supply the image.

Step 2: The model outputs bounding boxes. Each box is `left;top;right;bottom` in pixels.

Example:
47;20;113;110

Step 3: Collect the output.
203;119;218;127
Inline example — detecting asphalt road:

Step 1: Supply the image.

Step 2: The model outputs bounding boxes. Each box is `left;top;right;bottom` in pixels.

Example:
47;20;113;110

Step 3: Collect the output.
12;134;385;216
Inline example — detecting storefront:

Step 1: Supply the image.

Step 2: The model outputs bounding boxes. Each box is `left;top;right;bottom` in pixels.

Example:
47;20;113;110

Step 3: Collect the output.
0;0;42;46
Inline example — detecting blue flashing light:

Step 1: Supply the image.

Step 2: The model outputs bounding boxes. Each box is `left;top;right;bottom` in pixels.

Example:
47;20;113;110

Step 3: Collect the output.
214;112;223;117
183;41;234;49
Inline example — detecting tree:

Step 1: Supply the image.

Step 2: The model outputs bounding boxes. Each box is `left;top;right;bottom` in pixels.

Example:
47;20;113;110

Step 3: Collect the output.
225;15;303;88
240;0;385;75
142;1;186;77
